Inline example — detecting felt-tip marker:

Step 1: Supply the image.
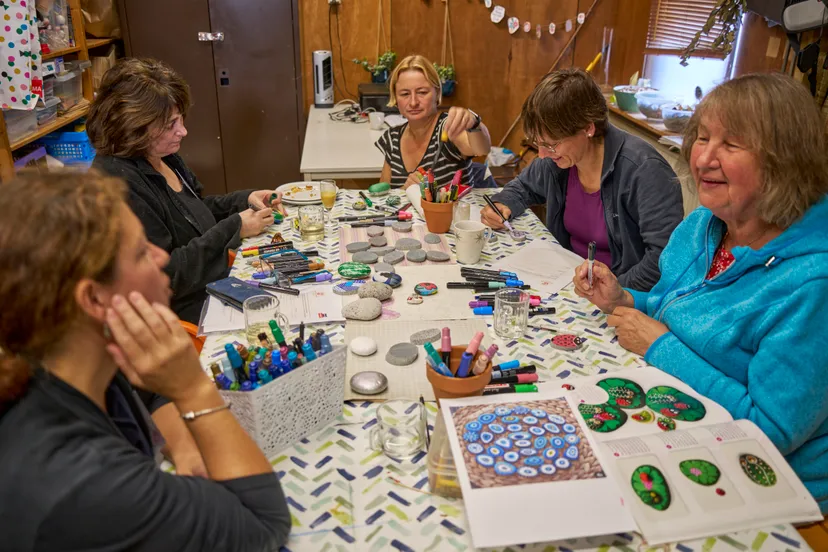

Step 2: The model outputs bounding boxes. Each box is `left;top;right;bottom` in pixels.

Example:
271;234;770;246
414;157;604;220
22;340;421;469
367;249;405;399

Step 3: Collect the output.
441;327;451;365
482;383;538;396
456;332;484;377
491;365;537;380
587;241;596;287
492;373;539;385
424;343;453;377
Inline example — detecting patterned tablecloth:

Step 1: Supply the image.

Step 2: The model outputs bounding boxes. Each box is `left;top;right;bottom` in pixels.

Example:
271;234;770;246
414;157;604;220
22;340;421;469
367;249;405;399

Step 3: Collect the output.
199;189;809;552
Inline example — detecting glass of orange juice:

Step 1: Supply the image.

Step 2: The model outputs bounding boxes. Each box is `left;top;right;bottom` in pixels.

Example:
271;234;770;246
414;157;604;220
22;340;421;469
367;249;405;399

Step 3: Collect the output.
320;179;337;228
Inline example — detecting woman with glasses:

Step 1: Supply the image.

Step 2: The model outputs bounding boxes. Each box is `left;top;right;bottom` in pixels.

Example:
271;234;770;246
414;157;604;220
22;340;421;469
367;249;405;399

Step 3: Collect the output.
482;69;683;291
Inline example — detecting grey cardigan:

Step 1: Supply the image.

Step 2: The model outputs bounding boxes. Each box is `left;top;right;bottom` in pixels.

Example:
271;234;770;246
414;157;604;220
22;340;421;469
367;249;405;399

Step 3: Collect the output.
491;125;683;291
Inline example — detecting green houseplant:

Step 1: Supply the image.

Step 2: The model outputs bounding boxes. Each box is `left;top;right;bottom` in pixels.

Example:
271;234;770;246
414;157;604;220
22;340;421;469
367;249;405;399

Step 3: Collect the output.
353;50;397;84
680;0;746;66
434;63;456;97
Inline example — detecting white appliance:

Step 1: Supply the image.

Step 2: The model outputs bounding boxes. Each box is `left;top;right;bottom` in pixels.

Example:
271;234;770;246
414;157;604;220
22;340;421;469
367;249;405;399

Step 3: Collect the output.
313;50;334;108
783;0;828;32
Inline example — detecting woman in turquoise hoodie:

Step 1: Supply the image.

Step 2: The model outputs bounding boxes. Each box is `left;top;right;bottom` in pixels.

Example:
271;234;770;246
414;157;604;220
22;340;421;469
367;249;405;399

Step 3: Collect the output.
573;73;828;513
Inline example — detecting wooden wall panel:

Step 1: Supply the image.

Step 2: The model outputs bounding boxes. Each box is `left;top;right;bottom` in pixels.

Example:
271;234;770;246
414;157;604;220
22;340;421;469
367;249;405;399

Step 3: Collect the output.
732;12;787;76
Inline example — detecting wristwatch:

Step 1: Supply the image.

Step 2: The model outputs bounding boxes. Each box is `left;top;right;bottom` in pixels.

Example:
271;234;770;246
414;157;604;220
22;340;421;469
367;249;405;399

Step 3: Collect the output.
467;109;482;132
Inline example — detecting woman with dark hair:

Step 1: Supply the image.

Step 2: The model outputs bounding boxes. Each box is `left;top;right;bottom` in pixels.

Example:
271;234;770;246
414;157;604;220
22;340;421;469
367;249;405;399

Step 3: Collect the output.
89;57;286;324
0;171;291;550
482;68;684;291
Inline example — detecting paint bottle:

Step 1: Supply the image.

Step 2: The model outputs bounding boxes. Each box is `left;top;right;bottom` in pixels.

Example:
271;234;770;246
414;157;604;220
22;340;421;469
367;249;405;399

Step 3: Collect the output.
302;343;317;362
287;350;300;370
320;334;332;356
258;368;273;385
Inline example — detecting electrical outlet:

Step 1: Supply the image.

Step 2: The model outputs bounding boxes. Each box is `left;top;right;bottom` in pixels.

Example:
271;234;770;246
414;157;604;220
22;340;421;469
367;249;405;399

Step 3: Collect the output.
328;0;341;5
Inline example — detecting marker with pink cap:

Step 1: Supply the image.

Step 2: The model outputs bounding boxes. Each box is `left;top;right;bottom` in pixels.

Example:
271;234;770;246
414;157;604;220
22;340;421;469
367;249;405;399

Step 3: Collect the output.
456;331;484;378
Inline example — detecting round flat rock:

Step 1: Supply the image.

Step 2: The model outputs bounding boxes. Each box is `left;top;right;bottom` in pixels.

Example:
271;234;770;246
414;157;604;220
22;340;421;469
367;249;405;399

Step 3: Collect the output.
386;195;401;206
488;233;498;243
349;336;378;356
407;295;424;305
374;262;395;274
353;201;367;211
333;280;365;295
373;271;402;288
392;222;413;233
369;236;388;247
352;251;379;264
510;230;528;242
406;249;427;263
346;242;371;253
338;262;372;279
410;328;442;345
424;233;442;244
366;226;385;237
426;250;450;262
350;371;388;395
341;298;382;321
371;246;395;256
386;343;419;366
357;281;393;301
384;251;405;265
414;282;439;296
395;238;422;251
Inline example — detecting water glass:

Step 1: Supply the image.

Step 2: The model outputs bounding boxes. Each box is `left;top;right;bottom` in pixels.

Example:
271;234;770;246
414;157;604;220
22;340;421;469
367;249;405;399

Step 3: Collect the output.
243;295;290;348
298;204;325;242
493;288;530;339
369;400;426;460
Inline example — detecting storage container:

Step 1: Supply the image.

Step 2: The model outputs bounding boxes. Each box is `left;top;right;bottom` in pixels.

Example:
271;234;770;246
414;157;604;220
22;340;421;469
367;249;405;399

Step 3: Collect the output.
2;108;37;143
35;97;60;127
42;76;55;102
427;414;463;498
53;69;82;113
38;129;96;168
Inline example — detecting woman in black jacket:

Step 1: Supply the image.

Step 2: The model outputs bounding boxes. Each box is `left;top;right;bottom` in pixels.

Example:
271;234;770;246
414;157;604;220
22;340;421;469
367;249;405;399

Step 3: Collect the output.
0;171;291;551
89;57;286;323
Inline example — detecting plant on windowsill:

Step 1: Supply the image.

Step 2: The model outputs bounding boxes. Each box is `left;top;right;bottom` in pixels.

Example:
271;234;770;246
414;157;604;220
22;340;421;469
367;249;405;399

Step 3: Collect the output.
680;0;746;66
353;50;397;84
434;63;456;97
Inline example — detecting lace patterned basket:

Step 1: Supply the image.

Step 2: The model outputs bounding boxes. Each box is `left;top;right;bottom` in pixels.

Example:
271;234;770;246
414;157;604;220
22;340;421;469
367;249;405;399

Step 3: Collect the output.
220;345;346;458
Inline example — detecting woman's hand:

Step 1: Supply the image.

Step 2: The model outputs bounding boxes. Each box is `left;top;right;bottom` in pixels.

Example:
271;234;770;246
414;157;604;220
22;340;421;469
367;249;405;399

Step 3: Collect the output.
403;171;423;190
248;190;287;215
444;107;479;143
239;208;273;238
481;202;511;230
105;292;213;403
607;307;669;356
573;260;632;313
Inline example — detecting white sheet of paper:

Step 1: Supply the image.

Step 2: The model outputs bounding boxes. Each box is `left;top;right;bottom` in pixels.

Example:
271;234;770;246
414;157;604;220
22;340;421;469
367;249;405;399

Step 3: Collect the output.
343;318;489;400
440;392;636;548
201;296;245;334
491;239;584;295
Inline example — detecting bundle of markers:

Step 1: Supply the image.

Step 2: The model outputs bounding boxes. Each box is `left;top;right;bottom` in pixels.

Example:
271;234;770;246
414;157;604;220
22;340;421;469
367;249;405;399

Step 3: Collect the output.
448;267;556;317
484;360;539;396
417;168;472;203
240;239;331;294
210;321;332;392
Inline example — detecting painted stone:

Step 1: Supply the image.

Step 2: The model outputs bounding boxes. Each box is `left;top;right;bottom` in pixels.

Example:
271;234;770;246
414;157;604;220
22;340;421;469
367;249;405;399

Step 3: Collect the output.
333;280;365;295
349;371;388;395
407;295;423;305
632;410;655;423
578;403;627;433
414;282;438;296
353;201;367;210
657;416;677;432
338;262;372;279
386;195;401;207
551;334;586;351
598;378;646;409
372;271;402;288
646;386;707;422
739;454;777;487
679;459;721;486
631;465;671;511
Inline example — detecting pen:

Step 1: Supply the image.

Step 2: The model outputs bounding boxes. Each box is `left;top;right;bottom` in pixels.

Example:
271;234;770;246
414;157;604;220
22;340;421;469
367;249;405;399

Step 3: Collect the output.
587;241;596;288
441;327;451;365
424;342;453;377
460;268;518;278
299;321;305;342
456;332;484;378
482;194;514;233
358;191;373;207
482;383;539;396
419;395;431;450
269;320;288;347
472;353;489;375
259;283;301;296
491;365;537;379
529;307;557;316
527;324;558;333
491;373;539;385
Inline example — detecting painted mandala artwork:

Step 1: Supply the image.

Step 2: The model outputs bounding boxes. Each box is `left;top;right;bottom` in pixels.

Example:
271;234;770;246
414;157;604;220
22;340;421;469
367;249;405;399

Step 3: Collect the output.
739;454;777;487
451;399;605;489
578;403;627;433
631;465;672;511
679;459;721;486
645;385;707;422
597;378;646;409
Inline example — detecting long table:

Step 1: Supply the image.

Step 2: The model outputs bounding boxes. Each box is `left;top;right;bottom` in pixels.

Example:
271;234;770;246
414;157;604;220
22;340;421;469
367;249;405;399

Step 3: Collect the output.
199;188;809;551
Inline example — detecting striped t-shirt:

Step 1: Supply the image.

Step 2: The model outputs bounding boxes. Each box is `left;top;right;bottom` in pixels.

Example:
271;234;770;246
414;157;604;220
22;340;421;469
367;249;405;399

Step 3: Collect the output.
375;111;472;187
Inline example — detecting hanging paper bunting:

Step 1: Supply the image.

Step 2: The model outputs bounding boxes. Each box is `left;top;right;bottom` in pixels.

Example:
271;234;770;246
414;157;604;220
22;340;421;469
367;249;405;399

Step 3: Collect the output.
507;17;520;34
577;12;586;24
480;5;588;38
535;24;542;39
491;5;505;24
565;19;573;32
549;22;556;35
523;21;531;33
484;0;492;8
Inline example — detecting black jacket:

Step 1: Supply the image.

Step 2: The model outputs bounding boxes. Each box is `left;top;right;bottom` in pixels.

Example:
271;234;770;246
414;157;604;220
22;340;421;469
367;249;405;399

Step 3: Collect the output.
93;154;253;323
0;369;291;551
491;125;684;291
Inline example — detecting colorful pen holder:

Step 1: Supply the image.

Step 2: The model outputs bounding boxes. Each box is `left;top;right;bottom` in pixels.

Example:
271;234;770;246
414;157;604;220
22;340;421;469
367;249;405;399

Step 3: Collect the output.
219;345;346;458
420;199;454;234
426;345;493;407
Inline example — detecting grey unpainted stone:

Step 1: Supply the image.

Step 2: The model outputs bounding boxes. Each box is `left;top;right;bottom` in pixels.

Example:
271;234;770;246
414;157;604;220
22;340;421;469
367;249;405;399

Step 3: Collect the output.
341;298;382;321
352;251;379;264
346;241;371;253
357;282;393;301
374;262;395;273
406;249;427;263
426;250;450;262
424;233;442;244
385;342;419;366
392;222;413;233
384;250;405;265
366;226;386;237
409;328;442;345
395;238;422;251
369;236;388;247
370;246;395;256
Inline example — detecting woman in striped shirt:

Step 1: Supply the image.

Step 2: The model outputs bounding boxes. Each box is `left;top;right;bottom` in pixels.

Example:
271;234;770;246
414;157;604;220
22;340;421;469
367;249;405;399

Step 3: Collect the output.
376;55;491;188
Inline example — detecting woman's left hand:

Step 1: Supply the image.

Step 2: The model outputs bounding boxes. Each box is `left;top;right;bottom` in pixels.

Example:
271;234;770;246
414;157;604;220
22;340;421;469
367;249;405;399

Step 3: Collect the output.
606;307;669;356
443;107;479;143
248;190;287;215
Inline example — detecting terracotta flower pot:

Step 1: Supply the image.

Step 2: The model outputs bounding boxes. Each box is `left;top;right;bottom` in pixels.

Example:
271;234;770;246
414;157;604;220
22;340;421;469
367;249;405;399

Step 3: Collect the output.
421;199;454;234
426;345;493;407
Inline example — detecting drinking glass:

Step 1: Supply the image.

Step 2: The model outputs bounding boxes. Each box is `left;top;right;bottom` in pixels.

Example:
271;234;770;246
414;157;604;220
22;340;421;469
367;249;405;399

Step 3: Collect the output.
298;205;325;242
369;400;426;460
320;179;337;227
243;295;289;348
493;288;530;339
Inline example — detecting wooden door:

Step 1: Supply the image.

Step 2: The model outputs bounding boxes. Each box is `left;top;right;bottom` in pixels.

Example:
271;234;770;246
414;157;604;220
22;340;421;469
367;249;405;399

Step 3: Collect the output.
208;0;304;191
118;0;227;195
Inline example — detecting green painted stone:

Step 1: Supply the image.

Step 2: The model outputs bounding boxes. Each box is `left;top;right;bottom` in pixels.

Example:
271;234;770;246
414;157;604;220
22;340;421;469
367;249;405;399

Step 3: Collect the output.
368;182;391;196
631;465;671;511
578;403;627;433
739;454;777;487
679;459;721;486
353;201;367;211
338;262;372;280
386;195;401;207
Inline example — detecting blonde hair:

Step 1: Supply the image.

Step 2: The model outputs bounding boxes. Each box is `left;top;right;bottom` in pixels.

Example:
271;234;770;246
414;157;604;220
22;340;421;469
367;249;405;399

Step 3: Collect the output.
521;68;608;142
387;55;442;108
681;73;828;228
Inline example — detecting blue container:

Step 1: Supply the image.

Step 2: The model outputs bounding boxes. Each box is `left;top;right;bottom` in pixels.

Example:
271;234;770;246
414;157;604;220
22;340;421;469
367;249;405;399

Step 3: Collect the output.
371;69;389;84
38;129;96;167
441;79;456;97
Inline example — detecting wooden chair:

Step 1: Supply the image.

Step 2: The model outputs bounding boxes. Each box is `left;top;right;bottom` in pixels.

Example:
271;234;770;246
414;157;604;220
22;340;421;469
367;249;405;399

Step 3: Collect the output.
227;248;236;268
798;517;828;550
179;320;205;354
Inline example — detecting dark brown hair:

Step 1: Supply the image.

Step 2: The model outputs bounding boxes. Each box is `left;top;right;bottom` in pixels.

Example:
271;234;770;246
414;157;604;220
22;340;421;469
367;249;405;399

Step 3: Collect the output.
0;171;126;409
521;68;608;142
87;57;191;158
681;73;828;228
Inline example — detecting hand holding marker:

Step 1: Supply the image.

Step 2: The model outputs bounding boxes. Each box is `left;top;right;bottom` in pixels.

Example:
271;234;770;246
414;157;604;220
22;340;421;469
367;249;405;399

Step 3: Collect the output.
587;241;596;288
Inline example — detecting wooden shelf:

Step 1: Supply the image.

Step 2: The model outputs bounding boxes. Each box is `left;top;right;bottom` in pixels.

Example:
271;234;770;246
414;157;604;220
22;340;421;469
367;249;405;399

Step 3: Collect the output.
10;99;90;151
86;37;117;49
607;104;678;139
42;46;81;60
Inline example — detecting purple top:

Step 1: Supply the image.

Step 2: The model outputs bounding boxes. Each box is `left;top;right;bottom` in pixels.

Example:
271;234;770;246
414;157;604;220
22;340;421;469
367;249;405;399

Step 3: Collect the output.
563;167;612;266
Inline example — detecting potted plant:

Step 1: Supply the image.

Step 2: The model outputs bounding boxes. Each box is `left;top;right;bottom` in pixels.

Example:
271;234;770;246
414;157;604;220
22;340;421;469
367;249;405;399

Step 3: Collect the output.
434;63;456;97
353;50;397;84
680;0;745;66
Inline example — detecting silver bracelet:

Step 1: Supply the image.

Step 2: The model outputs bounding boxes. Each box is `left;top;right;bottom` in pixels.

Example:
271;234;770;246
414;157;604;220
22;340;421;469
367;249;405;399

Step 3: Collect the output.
180;403;231;421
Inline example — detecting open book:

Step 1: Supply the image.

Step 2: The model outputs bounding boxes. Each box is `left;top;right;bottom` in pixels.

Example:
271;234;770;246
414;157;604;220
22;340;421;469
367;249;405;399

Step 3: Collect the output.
440;366;822;549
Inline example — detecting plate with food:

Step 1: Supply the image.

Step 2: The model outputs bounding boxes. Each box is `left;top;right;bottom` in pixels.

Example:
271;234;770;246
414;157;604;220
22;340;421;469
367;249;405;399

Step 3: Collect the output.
275;181;337;205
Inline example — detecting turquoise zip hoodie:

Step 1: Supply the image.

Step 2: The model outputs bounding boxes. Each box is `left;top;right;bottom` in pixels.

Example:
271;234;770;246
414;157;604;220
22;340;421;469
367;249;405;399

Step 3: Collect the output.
629;197;828;513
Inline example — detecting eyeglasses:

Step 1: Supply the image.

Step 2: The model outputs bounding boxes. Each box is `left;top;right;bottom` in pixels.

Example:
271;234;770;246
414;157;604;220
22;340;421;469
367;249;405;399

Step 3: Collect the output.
532;139;562;153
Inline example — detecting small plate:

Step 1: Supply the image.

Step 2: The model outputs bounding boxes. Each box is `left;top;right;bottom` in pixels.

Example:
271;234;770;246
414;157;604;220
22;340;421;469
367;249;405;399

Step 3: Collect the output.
276;181;339;205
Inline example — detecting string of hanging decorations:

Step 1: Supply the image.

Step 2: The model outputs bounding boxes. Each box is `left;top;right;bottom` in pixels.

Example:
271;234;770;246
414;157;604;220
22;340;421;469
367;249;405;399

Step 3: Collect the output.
483;0;586;38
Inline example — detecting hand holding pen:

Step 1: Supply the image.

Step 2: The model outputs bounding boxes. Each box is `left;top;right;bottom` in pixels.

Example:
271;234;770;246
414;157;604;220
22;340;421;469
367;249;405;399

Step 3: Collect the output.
480;197;513;231
587;241;596;288
572;259;633;314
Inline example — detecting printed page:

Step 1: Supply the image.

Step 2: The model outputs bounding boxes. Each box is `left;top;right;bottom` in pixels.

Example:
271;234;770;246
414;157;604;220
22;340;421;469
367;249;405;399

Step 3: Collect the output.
440;392;636;549
490;239;583;295
599;420;822;545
